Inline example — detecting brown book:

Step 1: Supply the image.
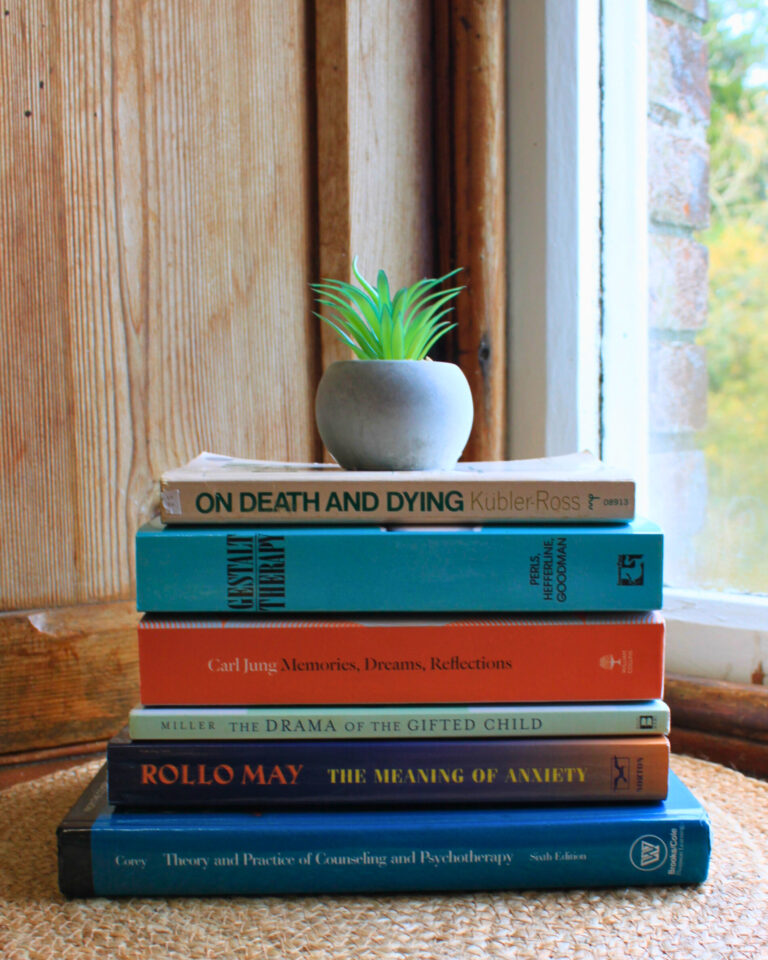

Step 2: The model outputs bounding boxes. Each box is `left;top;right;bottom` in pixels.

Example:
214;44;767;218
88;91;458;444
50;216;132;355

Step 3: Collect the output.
160;451;635;524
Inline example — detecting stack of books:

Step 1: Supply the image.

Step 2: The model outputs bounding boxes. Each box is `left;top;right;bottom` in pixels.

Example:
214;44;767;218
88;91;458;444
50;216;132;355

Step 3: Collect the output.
57;452;711;896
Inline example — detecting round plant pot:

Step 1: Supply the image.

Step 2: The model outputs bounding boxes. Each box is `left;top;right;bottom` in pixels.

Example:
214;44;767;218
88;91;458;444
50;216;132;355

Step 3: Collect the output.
315;359;474;471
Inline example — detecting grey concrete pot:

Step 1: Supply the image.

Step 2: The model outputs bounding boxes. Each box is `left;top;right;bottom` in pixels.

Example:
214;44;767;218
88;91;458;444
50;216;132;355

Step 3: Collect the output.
315;360;474;470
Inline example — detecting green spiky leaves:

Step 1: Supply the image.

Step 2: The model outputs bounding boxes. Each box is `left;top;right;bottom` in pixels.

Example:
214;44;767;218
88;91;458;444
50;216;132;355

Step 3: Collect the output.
311;258;464;360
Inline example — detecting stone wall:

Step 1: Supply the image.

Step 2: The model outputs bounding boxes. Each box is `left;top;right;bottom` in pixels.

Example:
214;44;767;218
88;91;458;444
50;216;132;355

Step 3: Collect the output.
647;0;710;584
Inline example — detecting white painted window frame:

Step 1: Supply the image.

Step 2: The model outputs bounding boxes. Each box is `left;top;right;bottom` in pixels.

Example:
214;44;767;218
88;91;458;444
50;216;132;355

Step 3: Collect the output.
507;0;768;686
507;0;601;461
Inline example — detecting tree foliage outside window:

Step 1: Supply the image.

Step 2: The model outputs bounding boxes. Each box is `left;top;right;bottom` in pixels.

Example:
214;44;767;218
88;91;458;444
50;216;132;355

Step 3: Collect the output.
694;0;768;594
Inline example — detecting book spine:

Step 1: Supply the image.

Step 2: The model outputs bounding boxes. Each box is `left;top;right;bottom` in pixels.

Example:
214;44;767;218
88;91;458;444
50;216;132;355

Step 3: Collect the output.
137;616;665;706
62;797;711;897
128;702;671;740
135;521;664;613
160;478;636;524
56;767;106;897
105;736;670;807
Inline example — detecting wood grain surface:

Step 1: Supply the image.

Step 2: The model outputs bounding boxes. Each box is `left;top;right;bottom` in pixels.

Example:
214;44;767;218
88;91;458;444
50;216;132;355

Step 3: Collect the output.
347;0;435;294
0;601;139;754
434;0;507;461
314;0;435;372
3;1;511;760
315;0;352;369
0;1;318;611
666;673;768;780
665;673;768;742
670;728;768;781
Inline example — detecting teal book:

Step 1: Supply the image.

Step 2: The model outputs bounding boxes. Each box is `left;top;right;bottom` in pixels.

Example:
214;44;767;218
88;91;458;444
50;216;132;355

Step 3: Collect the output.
135;518;663;613
58;766;710;897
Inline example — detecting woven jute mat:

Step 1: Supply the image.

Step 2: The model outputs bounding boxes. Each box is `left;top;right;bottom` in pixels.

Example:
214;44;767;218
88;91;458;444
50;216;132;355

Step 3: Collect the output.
0;755;766;960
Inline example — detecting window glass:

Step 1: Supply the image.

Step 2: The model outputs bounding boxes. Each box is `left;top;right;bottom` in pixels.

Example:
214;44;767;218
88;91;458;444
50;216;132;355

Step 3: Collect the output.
653;0;768;595
694;0;768;593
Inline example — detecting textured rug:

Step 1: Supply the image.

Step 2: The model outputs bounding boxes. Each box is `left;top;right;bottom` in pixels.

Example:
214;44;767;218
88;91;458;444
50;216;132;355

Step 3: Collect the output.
0;755;766;960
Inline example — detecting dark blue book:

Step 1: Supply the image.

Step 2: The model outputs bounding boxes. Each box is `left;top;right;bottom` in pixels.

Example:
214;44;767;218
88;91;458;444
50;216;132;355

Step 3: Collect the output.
105;730;671;807
135;518;663;613
58;766;710;897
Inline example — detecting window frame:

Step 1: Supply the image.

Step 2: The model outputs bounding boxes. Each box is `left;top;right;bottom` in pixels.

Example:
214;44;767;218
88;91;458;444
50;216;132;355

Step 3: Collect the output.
507;0;601;461
506;0;768;685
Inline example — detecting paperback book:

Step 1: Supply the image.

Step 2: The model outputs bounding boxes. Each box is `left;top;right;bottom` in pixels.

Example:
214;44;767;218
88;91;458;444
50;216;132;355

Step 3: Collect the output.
58;766;711;897
105;731;670;807
135;518;663;613
136;612;665;706
128;700;671;741
158;451;636;525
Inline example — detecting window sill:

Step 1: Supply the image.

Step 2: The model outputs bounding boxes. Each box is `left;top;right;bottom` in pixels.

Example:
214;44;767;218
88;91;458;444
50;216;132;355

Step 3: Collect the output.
664;587;768;685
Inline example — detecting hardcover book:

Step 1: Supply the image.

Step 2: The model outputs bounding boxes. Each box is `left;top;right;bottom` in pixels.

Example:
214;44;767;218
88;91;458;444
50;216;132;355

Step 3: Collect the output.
159;450;636;525
135;518;663;614
105;731;670;807
128;700;671;740
136;612;666;706
58;766;710;897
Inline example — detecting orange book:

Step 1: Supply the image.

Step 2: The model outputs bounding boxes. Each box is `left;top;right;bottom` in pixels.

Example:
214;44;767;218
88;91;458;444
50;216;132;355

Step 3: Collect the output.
138;612;664;706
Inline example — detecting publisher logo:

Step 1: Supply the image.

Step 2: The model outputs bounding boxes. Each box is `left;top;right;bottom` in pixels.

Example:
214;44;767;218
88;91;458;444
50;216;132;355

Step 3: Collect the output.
639;714;656;730
612;756;631;790
617;554;644;585
599;650;633;674
629;834;668;871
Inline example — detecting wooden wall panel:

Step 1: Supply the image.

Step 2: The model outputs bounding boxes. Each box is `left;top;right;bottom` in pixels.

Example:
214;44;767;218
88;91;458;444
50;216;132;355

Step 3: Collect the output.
0;1;80;608
315;0;352;369
434;0;506;461
347;0;434;292
0;0;509;759
315;0;435;371
315;0;506;459
0;1;318;611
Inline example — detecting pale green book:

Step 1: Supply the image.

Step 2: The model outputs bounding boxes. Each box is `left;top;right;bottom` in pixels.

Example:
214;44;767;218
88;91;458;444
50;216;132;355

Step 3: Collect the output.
128;701;670;741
